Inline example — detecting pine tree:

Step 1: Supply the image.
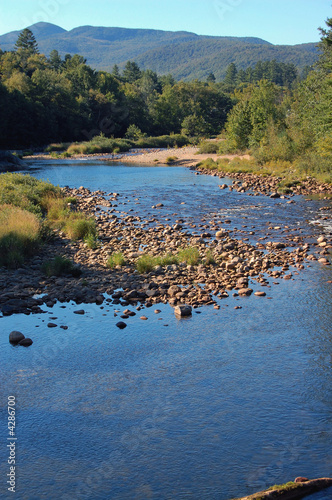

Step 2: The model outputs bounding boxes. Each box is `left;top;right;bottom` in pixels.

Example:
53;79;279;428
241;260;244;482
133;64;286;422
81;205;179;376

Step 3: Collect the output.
15;28;39;54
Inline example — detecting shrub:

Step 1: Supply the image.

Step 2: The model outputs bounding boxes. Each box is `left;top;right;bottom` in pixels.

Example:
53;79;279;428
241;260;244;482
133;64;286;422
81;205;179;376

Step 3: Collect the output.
45;143;71;152
136;254;157;274
84;233;99;250
135;134;190;149
156;254;178;266
41;255;81;277
41;195;68;221
0;173;60;216
107;252;126;268
64;215;96;240
198;141;221;154
165;156;178;164
177;247;200;266
0;205;40;268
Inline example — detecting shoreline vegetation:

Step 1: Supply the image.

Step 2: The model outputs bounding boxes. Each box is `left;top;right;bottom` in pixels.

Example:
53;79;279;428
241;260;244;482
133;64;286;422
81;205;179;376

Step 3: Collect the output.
233;477;332;500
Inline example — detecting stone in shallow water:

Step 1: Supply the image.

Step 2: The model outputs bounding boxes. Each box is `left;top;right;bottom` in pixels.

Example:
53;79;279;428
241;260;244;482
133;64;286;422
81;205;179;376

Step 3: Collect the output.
174;305;192;318
18;338;33;347
116;321;127;329
9;331;25;343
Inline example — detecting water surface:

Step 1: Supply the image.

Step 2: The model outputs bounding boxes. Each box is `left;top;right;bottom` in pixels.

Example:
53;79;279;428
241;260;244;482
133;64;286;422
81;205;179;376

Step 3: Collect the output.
0;160;331;499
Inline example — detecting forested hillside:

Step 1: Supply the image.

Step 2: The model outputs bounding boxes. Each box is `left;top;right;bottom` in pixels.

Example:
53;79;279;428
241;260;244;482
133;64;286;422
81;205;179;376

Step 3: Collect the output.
0;22;318;81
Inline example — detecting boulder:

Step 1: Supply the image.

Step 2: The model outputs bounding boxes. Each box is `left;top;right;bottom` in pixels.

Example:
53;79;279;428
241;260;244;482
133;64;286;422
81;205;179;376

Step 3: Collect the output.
9;331;25;344
0;151;27;172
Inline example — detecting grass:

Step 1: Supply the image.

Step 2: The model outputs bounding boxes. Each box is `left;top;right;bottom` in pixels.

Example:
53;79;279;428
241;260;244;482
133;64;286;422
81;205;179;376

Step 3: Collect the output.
178;247;200;266
0;173;98;268
165;156;178;164
107;252;126;269
0;173;61;216
135;253;179;274
136;254;159;274
0;205;41;268
198;151;332;185
41;255;81;277
266;482;296;491
63;215;96;241
60;134;192;158
66;137;132;156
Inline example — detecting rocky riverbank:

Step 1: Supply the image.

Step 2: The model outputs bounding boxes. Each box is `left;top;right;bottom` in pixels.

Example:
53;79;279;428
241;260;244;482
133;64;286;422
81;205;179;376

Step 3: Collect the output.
195;166;332;197
0;182;331;317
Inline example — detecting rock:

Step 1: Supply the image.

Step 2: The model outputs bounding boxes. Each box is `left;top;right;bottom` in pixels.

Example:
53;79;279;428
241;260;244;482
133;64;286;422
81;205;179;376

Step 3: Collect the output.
318;257;330;265
9;331;25;343
174;305;192;317
238;288;253;296
270;192;280;198
18;338;33;347
168;285;181;297
0;151;26;172
47;323;58;328
140;316;148;320
74;309;85;315
254;291;266;297
216;230;226;239
116;321;127;329
295;477;309;483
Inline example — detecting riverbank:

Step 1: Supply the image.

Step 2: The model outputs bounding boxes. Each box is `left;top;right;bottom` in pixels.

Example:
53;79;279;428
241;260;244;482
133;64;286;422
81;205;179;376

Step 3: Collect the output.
26;146;250;166
0;181;331;317
26;146;331;196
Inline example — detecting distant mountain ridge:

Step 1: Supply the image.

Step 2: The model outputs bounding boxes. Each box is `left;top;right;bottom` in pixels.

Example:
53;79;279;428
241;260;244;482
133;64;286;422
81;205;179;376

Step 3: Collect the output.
0;22;319;80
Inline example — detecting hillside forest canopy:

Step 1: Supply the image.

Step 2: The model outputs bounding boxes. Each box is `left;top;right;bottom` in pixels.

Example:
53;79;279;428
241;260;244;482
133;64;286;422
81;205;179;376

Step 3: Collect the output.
0;19;331;181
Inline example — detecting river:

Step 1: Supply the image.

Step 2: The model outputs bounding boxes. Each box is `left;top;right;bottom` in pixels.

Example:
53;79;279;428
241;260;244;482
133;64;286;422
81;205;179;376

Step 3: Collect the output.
0;159;331;499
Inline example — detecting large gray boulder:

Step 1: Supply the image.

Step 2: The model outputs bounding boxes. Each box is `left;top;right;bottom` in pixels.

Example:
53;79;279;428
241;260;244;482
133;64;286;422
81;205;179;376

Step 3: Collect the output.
0;151;26;172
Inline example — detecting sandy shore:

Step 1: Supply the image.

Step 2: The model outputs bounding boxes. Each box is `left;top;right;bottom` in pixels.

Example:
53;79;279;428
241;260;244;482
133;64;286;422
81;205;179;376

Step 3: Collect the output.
113;146;251;167
27;146;251;167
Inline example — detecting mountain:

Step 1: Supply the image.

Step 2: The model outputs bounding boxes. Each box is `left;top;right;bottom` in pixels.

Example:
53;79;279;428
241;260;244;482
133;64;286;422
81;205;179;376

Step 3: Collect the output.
0;22;319;80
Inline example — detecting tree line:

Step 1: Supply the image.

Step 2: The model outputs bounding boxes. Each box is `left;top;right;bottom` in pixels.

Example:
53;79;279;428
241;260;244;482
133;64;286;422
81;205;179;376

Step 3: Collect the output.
0;29;233;147
0;19;331;176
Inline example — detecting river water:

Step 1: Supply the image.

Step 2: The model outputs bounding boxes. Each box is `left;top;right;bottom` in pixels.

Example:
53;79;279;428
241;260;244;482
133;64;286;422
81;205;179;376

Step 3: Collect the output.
0;160;331;500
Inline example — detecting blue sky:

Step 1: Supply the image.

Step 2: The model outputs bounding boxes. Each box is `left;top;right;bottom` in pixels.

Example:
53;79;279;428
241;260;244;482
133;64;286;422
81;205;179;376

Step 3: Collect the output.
0;0;331;45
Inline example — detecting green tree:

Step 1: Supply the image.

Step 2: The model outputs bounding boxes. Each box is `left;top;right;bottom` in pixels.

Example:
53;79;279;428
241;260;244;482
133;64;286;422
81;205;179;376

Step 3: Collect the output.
15;28;39;54
224;63;237;86
49;50;62;71
123;61;142;83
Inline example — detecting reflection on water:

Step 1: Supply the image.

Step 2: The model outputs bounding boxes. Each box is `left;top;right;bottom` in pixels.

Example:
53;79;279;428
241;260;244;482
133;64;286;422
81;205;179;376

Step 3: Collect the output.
0;160;331;499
